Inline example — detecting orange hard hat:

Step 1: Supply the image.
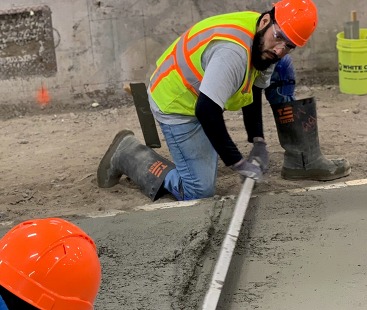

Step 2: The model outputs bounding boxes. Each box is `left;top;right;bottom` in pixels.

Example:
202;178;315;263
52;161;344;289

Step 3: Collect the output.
0;218;101;310
273;0;318;47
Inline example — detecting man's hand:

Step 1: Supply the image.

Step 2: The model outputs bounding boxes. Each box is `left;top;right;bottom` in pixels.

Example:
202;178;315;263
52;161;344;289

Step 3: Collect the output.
231;158;263;181
248;137;269;172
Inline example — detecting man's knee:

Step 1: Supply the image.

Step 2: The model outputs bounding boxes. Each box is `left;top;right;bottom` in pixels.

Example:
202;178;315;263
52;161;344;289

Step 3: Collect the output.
183;182;216;200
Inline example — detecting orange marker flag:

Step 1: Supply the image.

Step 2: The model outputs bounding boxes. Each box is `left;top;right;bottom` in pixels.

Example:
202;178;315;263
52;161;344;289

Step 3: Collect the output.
37;84;50;106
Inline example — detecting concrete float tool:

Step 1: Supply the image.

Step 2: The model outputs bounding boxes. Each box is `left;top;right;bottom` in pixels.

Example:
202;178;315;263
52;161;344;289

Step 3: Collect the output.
202;166;258;310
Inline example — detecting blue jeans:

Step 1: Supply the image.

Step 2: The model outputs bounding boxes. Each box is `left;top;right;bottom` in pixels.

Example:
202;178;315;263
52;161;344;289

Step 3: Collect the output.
159;120;218;201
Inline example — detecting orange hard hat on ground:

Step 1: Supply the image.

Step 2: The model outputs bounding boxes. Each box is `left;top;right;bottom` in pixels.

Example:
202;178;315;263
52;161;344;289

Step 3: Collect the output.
0;218;101;310
274;0;318;47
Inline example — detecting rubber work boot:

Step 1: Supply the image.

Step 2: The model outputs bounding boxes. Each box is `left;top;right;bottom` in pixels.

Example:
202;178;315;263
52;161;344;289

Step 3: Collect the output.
97;130;175;200
271;97;351;181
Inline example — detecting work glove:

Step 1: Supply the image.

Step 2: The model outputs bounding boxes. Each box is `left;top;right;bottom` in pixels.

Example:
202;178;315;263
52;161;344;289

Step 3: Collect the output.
248;138;269;172
231;158;263;182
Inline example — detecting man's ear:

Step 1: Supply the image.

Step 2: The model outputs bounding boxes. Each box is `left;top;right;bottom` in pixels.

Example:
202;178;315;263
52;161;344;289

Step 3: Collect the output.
258;13;271;31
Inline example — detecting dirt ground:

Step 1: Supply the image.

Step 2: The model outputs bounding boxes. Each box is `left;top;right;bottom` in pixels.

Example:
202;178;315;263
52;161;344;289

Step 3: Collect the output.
1;85;366;225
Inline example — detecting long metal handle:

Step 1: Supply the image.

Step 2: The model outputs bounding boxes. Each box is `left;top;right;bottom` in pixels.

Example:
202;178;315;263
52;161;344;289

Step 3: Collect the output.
202;173;257;309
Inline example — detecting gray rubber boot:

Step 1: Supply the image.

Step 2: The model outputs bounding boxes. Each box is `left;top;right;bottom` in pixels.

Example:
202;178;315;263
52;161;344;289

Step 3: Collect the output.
97;130;175;200
271;97;351;181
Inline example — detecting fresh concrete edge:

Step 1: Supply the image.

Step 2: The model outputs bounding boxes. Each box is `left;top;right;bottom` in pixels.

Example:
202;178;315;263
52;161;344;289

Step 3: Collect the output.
1;178;366;228
265;178;367;196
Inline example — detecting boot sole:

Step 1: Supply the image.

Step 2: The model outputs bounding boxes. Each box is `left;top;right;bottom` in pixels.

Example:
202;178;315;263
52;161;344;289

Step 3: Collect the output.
281;166;352;181
97;130;135;188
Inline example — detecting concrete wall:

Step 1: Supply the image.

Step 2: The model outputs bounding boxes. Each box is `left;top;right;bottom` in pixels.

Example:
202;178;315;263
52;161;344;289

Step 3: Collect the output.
0;0;366;109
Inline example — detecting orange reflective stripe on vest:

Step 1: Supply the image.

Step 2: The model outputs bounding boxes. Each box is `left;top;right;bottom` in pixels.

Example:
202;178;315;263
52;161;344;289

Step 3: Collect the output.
151;24;255;94
150;53;175;91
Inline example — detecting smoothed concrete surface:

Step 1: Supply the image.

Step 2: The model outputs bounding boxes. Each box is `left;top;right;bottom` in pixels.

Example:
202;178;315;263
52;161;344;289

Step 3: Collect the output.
218;184;367;310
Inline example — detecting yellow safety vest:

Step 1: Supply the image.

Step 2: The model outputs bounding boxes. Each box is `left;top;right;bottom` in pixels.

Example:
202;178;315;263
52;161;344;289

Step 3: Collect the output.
149;11;260;116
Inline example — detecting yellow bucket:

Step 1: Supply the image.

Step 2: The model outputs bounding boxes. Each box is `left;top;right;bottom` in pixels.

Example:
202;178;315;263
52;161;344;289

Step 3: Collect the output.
336;29;367;95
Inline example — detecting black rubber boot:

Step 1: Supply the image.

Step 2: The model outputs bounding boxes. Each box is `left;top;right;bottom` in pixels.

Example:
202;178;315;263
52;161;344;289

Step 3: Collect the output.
97;130;175;200
271;97;351;181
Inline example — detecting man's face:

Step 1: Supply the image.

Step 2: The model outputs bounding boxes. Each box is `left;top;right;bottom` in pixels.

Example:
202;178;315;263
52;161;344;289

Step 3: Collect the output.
252;16;296;71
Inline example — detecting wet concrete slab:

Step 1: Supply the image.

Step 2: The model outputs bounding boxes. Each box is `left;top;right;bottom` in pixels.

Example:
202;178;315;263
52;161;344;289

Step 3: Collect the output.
1;183;366;310
65;197;235;309
218;183;367;310
0;197;232;309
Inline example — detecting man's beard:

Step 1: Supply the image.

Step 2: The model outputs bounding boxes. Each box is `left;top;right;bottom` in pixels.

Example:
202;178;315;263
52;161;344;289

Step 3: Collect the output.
251;26;280;71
